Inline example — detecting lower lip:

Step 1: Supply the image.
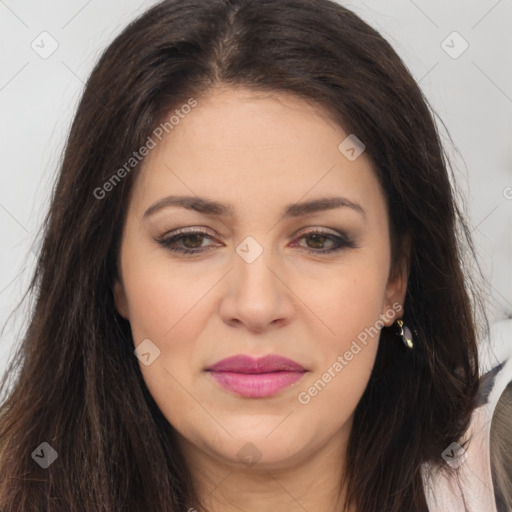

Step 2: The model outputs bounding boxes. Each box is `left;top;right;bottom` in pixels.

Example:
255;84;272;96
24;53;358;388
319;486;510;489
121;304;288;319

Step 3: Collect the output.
208;371;306;398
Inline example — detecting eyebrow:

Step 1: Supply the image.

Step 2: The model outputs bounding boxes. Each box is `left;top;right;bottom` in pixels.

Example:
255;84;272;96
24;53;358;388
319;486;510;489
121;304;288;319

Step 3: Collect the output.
143;195;366;220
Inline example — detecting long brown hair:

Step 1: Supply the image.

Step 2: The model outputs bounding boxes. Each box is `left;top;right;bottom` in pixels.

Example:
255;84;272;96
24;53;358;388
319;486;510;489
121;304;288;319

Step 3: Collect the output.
0;0;485;510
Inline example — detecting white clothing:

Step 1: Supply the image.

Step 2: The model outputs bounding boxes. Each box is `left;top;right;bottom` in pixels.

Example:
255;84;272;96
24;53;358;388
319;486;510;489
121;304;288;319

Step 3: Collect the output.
423;319;512;512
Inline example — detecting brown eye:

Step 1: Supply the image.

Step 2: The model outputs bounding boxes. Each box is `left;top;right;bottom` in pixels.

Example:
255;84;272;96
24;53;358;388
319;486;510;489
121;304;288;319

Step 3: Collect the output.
157;229;220;255
302;233;333;250
291;230;356;254
178;233;206;249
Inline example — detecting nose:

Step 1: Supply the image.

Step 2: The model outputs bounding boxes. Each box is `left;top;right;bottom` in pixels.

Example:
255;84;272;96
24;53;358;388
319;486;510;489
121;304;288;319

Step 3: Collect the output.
218;241;296;333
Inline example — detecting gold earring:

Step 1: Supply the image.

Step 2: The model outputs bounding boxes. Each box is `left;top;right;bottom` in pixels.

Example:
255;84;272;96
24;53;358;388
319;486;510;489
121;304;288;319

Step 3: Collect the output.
396;319;414;349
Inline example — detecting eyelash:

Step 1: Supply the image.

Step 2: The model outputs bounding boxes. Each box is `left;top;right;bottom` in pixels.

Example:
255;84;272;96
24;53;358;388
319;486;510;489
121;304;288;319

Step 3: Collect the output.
157;228;356;256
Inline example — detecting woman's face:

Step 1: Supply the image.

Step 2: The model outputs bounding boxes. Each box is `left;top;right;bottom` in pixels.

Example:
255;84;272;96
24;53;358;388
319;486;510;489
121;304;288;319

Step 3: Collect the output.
114;86;406;471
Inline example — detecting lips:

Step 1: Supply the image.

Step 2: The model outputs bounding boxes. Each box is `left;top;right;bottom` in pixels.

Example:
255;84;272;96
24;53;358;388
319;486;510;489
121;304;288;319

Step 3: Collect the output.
206;354;307;398
207;354;306;373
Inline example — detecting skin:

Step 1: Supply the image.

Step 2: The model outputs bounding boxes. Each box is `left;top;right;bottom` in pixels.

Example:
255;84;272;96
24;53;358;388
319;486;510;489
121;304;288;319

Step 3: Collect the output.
114;86;407;512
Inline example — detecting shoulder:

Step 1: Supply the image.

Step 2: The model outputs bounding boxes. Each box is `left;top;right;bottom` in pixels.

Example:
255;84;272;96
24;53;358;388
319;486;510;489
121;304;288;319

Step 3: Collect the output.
422;318;512;512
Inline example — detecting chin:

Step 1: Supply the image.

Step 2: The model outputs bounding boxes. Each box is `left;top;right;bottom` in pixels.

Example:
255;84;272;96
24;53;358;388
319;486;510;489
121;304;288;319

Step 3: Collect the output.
195;427;319;471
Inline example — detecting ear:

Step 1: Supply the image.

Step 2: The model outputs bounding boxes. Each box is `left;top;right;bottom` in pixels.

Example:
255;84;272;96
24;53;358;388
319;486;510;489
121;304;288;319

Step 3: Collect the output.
381;236;410;326
113;278;129;319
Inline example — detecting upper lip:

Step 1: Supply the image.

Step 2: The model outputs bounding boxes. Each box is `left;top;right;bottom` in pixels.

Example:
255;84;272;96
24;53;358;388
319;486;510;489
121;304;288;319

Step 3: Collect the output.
206;354;306;373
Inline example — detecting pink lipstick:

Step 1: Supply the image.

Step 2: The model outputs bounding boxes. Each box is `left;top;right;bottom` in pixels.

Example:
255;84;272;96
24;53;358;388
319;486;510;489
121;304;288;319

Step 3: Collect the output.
206;354;307;398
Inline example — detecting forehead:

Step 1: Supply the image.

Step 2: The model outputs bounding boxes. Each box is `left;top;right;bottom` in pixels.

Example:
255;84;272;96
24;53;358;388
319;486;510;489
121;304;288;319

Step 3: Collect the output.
130;87;385;221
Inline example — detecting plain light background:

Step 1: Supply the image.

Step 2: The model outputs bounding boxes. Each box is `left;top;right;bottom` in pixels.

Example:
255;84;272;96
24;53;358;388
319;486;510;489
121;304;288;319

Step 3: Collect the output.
1;0;511;381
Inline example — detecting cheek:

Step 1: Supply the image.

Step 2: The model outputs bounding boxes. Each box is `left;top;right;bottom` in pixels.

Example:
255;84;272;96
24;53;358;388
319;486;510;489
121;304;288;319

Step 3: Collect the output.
297;284;383;397
121;257;213;432
120;243;214;343
118;245;213;407
292;256;389;405
301;259;389;347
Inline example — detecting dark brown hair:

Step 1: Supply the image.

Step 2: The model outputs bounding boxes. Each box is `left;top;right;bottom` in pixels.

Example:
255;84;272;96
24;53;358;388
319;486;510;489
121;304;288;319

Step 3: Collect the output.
0;0;485;510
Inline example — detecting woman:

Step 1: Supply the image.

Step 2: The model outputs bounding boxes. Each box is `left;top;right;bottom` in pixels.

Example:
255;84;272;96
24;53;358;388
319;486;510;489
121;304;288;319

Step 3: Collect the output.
0;0;495;510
